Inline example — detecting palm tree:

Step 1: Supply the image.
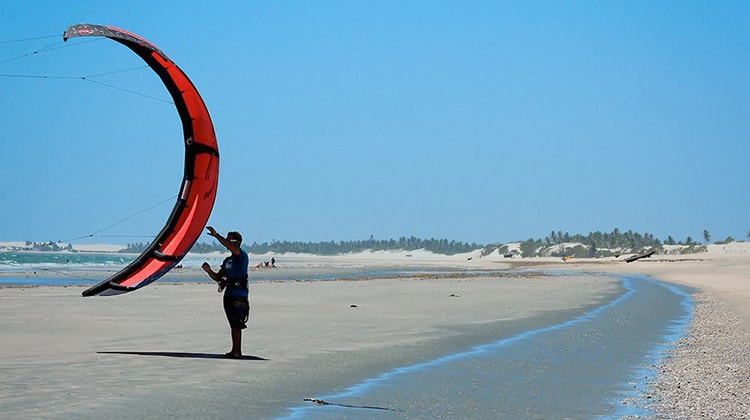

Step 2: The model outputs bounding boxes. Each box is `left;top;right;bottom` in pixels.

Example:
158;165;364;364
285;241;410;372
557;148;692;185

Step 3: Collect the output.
703;230;711;244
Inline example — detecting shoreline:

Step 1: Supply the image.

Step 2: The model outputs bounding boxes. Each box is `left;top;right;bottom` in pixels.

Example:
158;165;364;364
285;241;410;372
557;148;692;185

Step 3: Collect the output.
0;270;620;418
0;273;620;419
510;249;750;418
646;292;750;418
1;246;748;417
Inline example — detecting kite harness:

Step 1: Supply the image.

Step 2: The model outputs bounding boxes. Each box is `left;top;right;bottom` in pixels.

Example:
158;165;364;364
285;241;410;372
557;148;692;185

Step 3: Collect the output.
218;274;248;293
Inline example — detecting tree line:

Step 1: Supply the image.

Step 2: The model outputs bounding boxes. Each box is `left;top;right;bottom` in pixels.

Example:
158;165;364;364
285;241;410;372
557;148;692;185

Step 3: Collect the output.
120;236;479;255
484;228;739;258
246;236;481;256
489;229;664;259
118;229;745;256
23;241;74;252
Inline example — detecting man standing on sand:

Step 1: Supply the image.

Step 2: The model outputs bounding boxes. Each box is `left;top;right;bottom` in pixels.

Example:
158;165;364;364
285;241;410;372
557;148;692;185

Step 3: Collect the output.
201;226;250;358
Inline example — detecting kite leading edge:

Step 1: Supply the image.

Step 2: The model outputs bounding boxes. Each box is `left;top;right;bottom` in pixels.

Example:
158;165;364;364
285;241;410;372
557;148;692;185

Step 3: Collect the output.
63;24;220;296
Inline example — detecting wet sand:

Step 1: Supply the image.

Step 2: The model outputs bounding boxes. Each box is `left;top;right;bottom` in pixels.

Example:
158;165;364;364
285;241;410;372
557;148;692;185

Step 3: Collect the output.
515;242;750;418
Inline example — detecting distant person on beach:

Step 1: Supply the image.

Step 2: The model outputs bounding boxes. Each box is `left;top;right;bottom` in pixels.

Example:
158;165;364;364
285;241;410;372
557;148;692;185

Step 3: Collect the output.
201;226;250;358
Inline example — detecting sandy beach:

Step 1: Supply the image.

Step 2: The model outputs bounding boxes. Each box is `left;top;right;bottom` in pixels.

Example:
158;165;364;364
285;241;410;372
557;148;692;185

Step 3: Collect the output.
1;243;748;418
536;242;750;333
1;267;618;419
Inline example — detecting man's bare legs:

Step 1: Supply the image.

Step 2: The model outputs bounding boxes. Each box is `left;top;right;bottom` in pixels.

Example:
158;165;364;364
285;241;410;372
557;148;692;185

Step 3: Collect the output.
226;327;242;358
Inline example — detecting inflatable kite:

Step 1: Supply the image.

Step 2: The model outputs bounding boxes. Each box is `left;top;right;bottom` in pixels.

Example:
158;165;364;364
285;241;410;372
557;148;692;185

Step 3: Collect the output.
63;24;219;296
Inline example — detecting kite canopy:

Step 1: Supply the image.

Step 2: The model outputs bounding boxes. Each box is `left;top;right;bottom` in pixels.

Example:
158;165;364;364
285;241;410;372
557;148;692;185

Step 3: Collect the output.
63;24;219;296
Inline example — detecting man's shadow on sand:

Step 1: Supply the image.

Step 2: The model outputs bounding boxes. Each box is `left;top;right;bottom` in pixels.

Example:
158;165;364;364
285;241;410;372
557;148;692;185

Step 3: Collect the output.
97;351;268;361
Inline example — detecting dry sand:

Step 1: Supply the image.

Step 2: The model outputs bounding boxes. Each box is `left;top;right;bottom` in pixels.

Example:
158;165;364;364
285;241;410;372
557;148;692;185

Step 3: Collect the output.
528;242;750;333
0;271;617;419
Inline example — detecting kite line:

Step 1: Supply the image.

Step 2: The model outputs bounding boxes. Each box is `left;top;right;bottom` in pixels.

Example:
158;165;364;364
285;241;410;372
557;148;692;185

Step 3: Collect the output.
0;35;172;103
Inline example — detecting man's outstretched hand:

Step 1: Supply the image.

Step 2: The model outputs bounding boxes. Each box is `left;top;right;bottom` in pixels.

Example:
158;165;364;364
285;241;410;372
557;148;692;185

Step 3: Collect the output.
201;262;212;273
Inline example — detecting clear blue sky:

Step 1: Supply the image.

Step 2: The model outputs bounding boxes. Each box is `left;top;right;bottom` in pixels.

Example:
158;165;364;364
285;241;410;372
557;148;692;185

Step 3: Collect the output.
2;1;748;246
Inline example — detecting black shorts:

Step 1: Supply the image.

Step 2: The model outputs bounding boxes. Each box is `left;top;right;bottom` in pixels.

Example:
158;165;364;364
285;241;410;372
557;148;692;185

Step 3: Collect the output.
223;296;250;329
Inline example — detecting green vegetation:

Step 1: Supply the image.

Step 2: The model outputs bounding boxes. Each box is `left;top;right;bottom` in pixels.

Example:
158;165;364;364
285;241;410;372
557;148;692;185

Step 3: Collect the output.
9;228;742;257
122;237;478;255
714;236;735;245
483;229;701;258
247;237;479;255
118;229;741;257
24;241;73;252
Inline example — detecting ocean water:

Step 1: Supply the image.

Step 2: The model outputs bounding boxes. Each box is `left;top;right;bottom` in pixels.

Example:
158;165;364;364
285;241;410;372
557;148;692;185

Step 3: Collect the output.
279;275;692;420
0;251;133;286
0;251;463;286
0;251;133;269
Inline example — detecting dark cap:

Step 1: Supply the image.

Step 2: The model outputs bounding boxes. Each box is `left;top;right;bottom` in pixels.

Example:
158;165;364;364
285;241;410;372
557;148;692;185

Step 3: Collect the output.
227;231;242;244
